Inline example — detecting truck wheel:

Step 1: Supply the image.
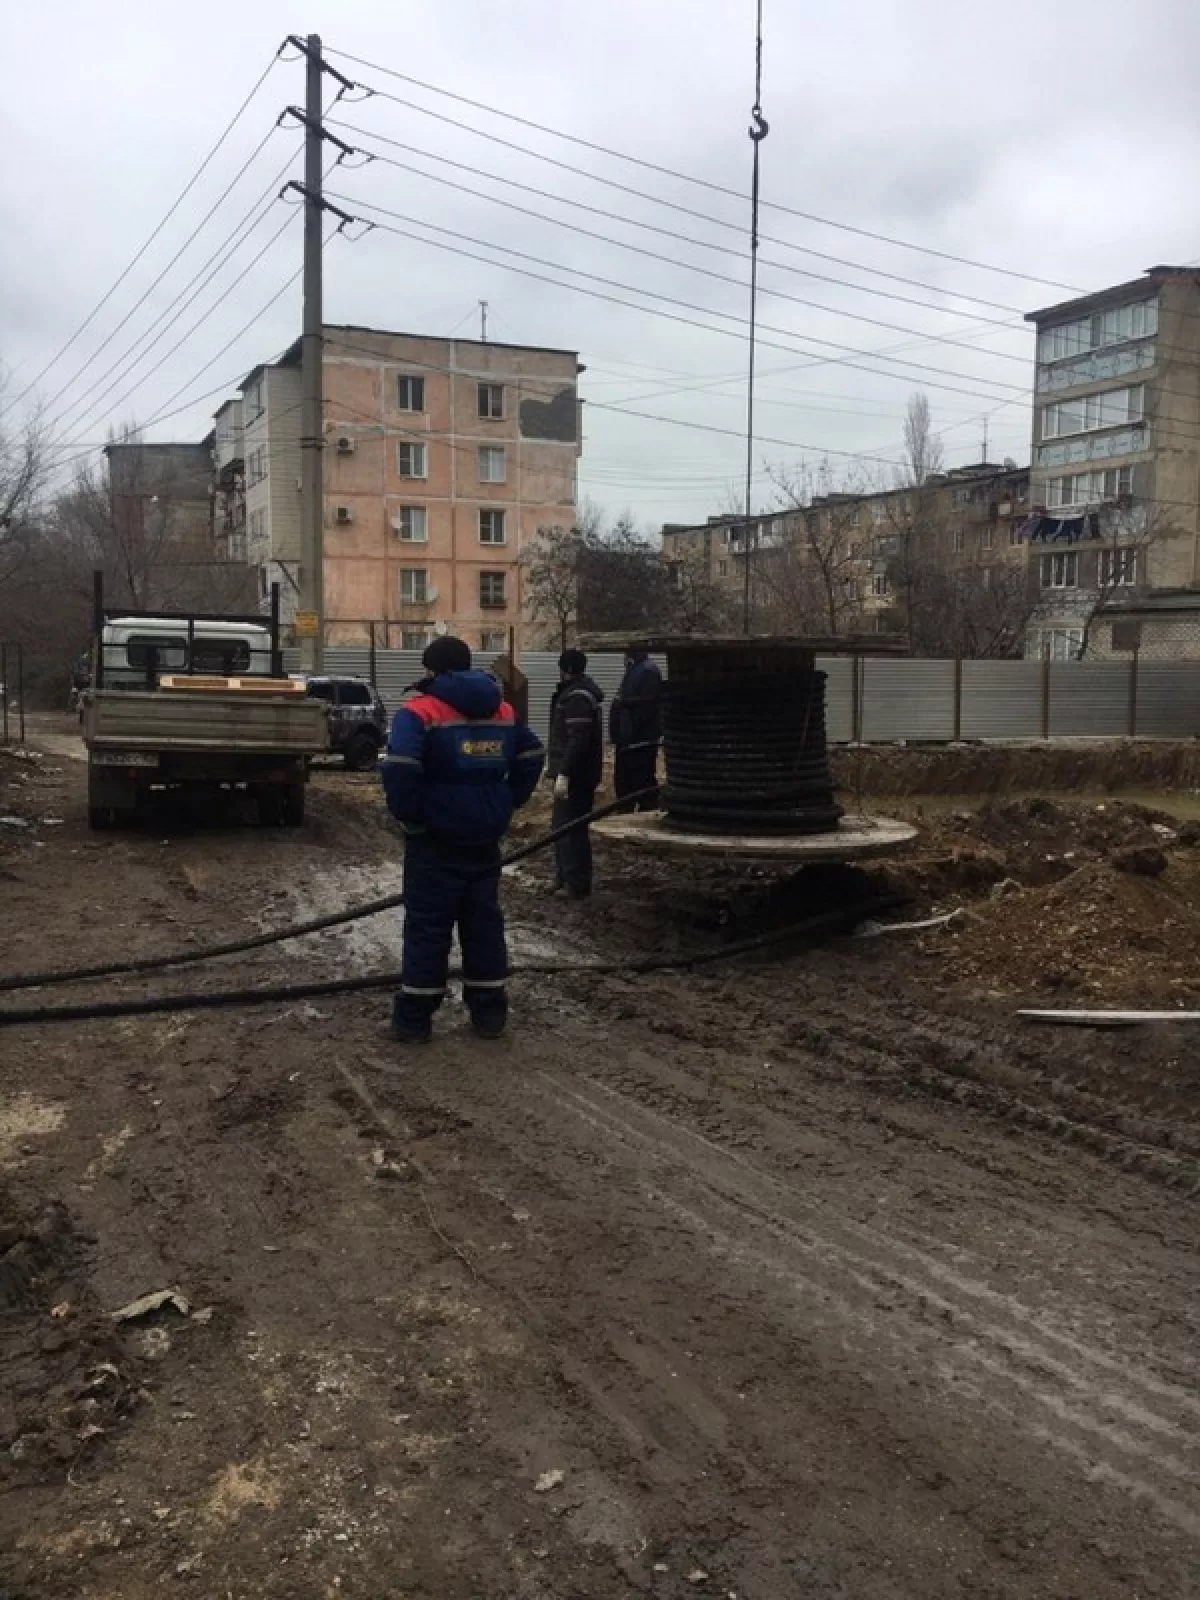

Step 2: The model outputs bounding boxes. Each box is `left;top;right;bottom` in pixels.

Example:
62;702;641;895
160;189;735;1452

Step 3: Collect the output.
343;732;380;771
281;783;306;827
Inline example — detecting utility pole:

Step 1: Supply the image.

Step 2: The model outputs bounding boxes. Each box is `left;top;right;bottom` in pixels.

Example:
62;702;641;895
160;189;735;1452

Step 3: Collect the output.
300;31;325;673
480;299;489;342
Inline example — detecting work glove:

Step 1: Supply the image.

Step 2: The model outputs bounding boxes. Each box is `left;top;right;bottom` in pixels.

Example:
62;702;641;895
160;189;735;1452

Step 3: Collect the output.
553;774;570;800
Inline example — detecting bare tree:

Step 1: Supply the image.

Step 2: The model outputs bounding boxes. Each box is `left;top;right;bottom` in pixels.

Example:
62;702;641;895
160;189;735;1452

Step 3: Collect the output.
0;387;48;588
764;460;868;634
1073;504;1175;658
522;522;583;650
901;392;944;487
901;547;1037;658
666;544;736;633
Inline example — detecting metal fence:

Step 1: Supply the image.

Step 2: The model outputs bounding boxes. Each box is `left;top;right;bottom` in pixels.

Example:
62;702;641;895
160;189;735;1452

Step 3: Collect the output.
0;643;27;747
283;647;1200;744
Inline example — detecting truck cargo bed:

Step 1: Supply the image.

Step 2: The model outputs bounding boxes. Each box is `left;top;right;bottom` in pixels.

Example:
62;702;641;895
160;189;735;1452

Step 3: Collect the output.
84;690;329;754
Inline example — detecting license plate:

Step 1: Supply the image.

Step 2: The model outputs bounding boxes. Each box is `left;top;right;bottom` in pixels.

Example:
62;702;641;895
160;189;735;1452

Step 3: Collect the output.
92;751;159;768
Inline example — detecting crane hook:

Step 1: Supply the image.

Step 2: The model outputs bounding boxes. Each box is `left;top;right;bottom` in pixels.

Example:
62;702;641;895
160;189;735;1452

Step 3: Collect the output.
748;106;769;142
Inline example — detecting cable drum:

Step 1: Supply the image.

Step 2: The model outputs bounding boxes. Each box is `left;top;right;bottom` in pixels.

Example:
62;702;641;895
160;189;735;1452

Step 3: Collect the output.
661;668;842;835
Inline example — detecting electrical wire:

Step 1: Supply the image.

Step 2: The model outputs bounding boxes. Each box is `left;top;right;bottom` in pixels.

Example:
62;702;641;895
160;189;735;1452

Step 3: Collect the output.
330;196;1026;403
43;145;302;443
324;45;1083;292
0;894;906;1031
336;143;1033;372
327;118;1028;327
35;123;287;428
0;47;285;423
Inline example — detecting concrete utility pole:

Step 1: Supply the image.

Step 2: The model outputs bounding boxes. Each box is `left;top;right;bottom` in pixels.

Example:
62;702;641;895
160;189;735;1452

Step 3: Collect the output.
480;300;489;342
300;31;325;672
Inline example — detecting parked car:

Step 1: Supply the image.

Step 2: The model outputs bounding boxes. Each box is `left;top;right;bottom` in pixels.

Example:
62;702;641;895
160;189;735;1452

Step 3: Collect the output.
302;676;388;770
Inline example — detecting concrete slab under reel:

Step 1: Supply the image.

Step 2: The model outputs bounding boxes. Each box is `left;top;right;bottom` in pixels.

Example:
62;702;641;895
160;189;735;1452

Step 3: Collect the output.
594;810;917;862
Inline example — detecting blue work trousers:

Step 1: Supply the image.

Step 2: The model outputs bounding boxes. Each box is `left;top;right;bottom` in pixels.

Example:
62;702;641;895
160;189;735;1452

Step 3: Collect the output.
394;834;507;1033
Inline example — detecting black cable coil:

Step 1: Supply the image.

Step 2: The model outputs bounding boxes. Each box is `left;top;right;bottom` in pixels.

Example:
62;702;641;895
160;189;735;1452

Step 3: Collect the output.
661;669;842;834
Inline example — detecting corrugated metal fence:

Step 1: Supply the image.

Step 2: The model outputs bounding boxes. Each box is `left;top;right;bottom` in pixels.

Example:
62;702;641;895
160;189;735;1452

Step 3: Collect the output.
284;648;1199;743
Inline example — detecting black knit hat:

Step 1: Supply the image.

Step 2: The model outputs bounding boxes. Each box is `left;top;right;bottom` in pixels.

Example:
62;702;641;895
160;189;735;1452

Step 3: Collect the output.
559;648;587;676
423;635;472;675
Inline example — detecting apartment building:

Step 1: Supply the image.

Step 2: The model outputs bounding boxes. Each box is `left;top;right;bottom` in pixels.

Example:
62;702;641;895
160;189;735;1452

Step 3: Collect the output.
224;325;581;650
662;462;1031;642
1024;265;1200;660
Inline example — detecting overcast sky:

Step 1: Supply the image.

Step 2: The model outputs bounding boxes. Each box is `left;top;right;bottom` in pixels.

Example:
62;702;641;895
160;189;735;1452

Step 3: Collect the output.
4;0;1199;532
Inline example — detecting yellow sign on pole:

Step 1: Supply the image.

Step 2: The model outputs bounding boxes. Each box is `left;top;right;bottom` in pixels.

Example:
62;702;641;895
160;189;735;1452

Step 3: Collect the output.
294;611;319;640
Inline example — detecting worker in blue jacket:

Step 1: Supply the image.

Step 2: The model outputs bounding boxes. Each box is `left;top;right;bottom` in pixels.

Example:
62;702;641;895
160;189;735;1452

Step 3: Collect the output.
381;636;545;1042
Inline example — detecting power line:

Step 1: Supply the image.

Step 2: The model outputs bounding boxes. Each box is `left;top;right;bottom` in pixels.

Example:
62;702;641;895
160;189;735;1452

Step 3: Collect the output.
332;192;1027;403
341;139;1032;369
36;122;286;425
1;48;285;424
43;147;301;445
327;117;1029;328
324;45;1084;293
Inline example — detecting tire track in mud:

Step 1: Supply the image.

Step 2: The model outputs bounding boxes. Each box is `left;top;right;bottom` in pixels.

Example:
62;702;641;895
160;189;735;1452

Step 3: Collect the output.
534;1070;1200;1540
406;1049;1199;1548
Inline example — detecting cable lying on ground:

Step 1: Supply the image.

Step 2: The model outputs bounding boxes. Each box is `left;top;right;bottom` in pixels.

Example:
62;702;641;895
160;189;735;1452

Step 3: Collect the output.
0;788;655;996
0;896;905;1029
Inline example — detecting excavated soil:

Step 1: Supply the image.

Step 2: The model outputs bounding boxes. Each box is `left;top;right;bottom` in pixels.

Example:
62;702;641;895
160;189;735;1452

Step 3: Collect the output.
0;721;1197;1598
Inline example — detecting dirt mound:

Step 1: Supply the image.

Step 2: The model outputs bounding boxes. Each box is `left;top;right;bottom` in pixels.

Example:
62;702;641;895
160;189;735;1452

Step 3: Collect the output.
0;1185;137;1487
831;739;1200;797
931;853;1200;1005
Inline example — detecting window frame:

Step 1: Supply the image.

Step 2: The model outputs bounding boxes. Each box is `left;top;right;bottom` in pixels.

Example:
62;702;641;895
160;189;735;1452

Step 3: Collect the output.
401;628;430;649
478;508;507;546
396;374;426;413
397;441;428;480
393;505;428;543
1040;384;1144;441
399;566;430;604
477;382;504;420
1099;547;1138;588
479;569;507;609
478;445;507;484
1040;551;1080;589
480;628;507;652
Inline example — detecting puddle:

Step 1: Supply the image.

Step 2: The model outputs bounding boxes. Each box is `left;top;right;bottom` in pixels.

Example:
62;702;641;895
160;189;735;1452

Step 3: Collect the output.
290;863;574;977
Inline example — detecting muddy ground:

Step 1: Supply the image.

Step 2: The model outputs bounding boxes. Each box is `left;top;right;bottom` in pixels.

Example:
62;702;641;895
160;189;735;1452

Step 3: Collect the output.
0;722;1198;1598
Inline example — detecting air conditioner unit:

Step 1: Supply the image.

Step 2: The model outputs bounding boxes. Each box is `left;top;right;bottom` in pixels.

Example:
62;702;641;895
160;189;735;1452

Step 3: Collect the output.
425;586;439;604
336;435;355;454
335;506;353;524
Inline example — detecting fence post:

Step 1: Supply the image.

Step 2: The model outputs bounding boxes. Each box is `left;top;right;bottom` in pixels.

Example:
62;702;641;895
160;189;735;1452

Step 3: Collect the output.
953;656;963;742
1040;656;1051;740
1128;646;1139;739
851;654;863;743
17;644;25;747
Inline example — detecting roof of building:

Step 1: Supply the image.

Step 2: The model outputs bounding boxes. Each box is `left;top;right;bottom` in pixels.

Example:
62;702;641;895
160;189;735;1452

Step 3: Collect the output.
269;327;581;373
1099;589;1200;618
1025;266;1199;326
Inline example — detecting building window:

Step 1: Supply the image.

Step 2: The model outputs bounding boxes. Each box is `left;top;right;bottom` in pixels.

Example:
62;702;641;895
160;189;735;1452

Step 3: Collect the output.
399;568;429;604
399;629;429;649
873;502;889;525
478;445;506;484
393;506;427;542
396;375;426;412
1040;551;1079;589
872;572;891;597
479;570;507;609
954;488;971;507
981;526;994;551
479;509;507;545
1046;465;1133;508
244;378;264;420
1038;300;1158;364
397;442;427;479
1009;522;1024;547
1036;628;1084;661
1099;548;1138;587
849;542;862;560
246;445;267;487
717;559;728;578
478;383;504;419
481;629;507;652
248;507;267;545
849;507;861;526
1040;385;1144;440
952;529;965;554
